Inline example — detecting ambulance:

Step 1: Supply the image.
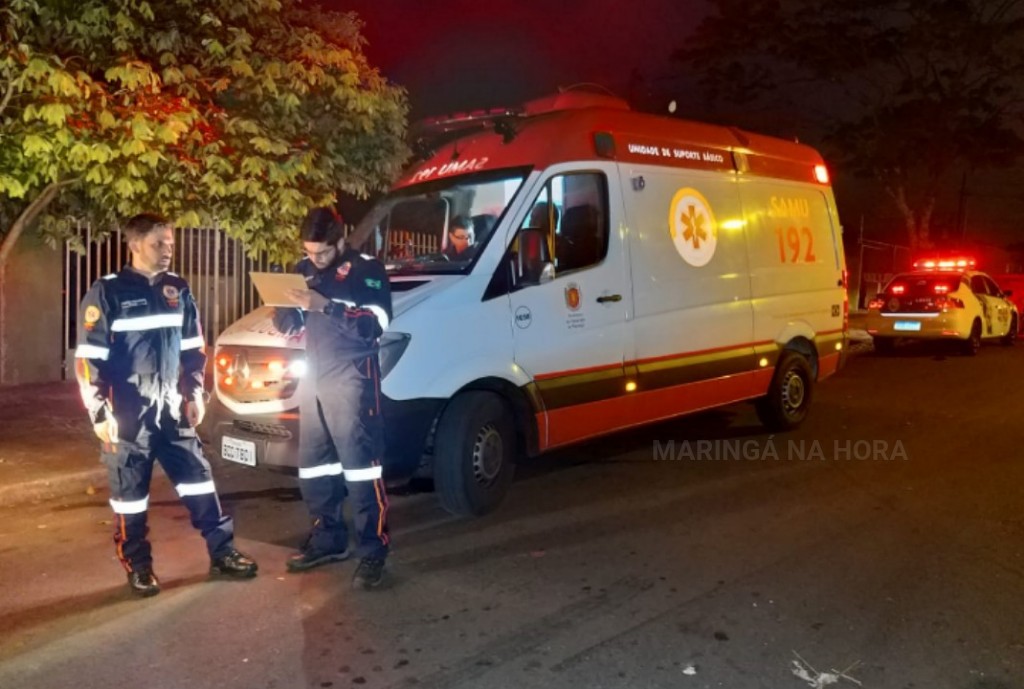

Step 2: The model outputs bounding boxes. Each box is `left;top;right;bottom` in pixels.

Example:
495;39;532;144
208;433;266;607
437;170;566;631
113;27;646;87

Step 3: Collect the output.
209;89;849;516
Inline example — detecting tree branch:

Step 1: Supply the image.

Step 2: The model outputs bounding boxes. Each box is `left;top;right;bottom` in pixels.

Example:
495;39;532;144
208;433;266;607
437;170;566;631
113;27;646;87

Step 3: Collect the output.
0;79;14;120
0;178;80;267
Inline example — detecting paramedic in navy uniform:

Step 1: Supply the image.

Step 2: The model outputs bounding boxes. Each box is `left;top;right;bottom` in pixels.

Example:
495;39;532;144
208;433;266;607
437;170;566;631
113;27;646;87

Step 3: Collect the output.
74;213;258;598
273;206;393;590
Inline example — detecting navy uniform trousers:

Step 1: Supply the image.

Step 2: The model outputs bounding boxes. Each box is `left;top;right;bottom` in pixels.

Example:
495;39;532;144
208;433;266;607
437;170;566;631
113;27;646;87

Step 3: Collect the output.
104;407;234;573
298;354;389;559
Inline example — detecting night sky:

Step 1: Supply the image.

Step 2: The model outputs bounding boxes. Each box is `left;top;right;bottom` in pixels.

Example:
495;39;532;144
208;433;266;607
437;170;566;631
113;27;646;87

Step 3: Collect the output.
333;1;1023;252
335;0;705;118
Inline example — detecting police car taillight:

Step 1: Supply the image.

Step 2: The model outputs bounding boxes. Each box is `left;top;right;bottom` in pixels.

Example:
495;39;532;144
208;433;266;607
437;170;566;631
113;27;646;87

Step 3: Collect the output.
867;297;885;310
934;295;965;310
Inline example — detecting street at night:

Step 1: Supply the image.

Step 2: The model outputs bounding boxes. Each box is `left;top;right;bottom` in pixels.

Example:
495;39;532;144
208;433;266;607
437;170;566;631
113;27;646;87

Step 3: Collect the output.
2;342;1022;689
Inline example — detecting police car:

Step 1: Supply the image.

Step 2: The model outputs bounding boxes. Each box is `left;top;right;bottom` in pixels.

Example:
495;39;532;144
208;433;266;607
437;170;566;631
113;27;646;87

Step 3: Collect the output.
865;257;1018;355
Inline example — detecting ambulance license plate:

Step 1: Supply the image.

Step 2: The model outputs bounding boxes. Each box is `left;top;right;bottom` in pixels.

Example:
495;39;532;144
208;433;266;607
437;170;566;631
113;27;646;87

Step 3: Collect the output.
894;320;922;332
222;436;256;466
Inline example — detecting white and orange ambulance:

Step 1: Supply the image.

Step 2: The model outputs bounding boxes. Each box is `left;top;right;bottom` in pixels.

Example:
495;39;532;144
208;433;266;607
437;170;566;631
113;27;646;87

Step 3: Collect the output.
209;89;849;516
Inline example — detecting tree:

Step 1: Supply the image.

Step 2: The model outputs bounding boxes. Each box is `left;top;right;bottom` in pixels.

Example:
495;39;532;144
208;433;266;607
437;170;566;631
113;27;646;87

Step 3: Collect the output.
0;0;409;266
674;0;1024;249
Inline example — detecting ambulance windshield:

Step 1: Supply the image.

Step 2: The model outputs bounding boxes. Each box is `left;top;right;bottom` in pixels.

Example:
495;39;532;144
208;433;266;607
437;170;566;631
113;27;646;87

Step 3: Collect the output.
353;168;529;275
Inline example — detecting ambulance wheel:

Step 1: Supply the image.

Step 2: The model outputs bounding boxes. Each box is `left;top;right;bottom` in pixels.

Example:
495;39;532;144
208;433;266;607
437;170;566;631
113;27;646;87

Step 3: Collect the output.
1001;315;1017;346
433;391;516;517
756;351;813;431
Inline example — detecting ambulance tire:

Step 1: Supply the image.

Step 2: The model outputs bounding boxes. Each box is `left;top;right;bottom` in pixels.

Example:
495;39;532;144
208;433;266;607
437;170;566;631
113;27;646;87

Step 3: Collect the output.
756;351;814;432
433;391;516;517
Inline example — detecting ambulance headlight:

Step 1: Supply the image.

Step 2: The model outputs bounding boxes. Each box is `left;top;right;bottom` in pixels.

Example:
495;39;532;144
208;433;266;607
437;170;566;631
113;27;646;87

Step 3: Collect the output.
379;332;411;379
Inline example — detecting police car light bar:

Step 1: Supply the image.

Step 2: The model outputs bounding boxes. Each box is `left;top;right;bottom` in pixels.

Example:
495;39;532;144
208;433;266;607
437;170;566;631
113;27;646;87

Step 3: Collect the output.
913;256;976;271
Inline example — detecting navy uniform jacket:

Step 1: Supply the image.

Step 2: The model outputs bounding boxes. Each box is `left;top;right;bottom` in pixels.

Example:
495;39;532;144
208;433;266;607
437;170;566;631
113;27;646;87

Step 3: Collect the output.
74;269;206;440
274;248;392;378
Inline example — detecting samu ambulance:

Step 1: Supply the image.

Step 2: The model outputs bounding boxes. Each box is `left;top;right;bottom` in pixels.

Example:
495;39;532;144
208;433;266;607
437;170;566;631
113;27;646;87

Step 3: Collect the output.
209;89;849;516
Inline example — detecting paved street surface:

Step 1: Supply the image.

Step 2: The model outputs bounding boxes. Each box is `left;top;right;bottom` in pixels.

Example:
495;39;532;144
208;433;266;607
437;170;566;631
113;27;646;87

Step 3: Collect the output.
1;340;1023;689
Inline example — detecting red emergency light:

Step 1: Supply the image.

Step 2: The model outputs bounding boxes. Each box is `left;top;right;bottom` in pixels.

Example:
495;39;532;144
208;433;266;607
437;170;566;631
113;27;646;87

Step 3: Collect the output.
913;256;976;271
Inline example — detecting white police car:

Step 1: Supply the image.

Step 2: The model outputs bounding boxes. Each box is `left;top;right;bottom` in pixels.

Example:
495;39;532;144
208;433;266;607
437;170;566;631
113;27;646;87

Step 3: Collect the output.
866;257;1018;355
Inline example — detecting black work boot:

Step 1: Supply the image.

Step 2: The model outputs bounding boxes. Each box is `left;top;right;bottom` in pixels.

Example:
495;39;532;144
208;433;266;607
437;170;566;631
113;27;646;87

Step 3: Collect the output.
210;549;258;578
351;557;386;590
127;569;161;598
286;546;350;573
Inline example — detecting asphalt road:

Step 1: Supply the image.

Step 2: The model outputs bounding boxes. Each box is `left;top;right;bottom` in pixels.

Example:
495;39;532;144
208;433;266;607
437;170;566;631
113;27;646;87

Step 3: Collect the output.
1;340;1022;689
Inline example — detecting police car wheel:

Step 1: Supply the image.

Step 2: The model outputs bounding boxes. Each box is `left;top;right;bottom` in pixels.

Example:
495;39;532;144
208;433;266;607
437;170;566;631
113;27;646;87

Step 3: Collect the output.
1001;316;1017;346
755;352;814;432
433;391;516;517
962;320;982;356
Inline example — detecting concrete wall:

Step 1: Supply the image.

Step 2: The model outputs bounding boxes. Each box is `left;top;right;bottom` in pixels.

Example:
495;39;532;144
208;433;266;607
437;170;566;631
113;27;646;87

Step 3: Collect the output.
0;232;63;385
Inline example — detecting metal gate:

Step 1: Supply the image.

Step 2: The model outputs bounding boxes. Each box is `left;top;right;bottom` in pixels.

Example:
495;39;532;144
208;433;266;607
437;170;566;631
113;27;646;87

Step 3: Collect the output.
61;223;276;380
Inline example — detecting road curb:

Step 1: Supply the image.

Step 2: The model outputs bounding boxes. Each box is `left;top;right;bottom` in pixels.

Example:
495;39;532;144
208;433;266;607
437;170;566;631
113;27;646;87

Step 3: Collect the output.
0;467;108;508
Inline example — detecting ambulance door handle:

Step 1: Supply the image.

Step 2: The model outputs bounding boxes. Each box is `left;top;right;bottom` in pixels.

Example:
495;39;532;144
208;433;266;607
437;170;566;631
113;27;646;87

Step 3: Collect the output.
597;294;622;304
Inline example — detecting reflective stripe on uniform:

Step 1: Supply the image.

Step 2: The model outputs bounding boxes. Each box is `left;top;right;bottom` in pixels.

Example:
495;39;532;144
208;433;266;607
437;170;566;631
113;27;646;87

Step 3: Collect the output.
365;304;390;331
344;466;383;482
75;344;110;360
181;335;205;350
109;496;149;514
110;314;184;332
298;463;343;479
176;480;216;497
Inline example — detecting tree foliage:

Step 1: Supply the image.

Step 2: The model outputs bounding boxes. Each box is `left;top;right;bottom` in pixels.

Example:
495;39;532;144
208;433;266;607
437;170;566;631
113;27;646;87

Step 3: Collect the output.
675;0;1024;248
0;0;409;264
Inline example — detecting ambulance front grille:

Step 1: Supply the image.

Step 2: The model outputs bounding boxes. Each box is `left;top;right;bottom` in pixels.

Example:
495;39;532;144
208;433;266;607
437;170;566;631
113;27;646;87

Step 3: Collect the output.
233;420;292;439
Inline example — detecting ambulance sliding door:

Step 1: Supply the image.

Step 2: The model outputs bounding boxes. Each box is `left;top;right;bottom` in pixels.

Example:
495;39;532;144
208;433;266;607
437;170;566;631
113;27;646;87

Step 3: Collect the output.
506;165;632;450
621;166;760;416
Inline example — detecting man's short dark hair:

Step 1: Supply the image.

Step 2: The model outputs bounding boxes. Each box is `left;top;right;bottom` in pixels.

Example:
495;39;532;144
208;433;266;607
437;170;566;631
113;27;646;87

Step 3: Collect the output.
124;213;172;241
451;215;471;232
301;207;344;244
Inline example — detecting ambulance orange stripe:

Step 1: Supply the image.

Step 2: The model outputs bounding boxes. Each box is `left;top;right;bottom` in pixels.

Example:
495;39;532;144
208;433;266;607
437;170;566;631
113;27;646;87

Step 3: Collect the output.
632;340;775;367
533;340;770;383
818;352;841;379
539;368;775;450
532;335;837;384
533;361;622;381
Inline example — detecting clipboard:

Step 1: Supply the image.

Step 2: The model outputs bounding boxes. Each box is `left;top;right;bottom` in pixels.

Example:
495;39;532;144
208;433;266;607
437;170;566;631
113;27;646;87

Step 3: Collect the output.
249;272;309;306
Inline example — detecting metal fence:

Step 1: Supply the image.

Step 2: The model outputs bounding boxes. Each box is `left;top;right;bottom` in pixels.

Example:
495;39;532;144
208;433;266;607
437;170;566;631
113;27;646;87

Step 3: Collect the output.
62;223;276;380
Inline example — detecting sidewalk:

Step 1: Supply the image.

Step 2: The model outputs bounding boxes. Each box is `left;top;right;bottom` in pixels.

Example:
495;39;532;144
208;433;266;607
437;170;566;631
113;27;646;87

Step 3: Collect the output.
0;382;107;508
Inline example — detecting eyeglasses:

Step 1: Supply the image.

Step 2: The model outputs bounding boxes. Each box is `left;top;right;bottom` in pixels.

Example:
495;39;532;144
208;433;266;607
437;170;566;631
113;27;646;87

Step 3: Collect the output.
450;233;470;241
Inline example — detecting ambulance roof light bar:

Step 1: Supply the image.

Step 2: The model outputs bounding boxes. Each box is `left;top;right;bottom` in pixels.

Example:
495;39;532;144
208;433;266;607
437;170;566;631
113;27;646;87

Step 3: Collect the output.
410;107;526;160
913;256;976;271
